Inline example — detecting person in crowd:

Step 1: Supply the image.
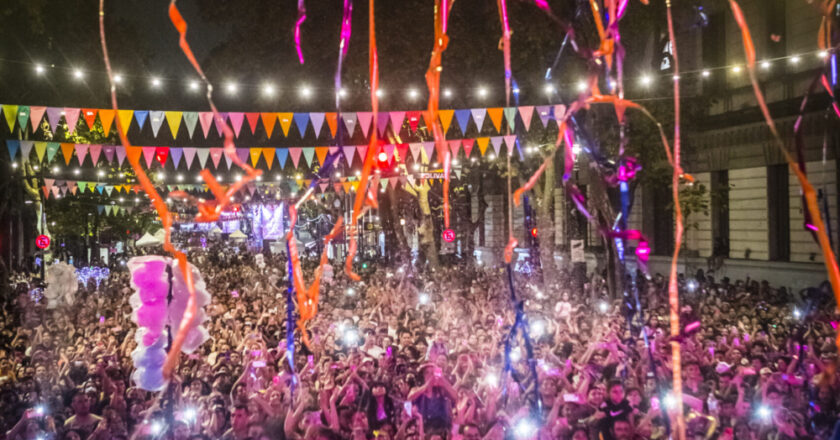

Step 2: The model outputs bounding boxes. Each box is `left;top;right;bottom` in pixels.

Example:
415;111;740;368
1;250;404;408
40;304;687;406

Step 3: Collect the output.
1;242;838;439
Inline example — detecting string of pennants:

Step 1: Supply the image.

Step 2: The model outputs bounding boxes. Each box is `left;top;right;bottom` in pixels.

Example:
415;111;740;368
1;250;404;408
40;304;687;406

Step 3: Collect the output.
0;104;563;141
7;134;522;169
40;171;430;201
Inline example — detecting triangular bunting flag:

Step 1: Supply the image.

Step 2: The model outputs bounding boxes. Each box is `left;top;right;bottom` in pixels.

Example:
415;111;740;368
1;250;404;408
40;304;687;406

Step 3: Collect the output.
384;144;395;162
83;144;99;167
486;107;504;132
438;110;455;134
377;112;390;137
64;108;81;135
454;109;471;134
105;186;113;196
149;111;165;137
409;143;422;161
77;181;87;194
276;148;289;168
554;104;567;121
293;113;310;137
155;147;169;166
262;148;276;170
46;142;60;162
536;106;552;128
320;183;329;193
406;111;422;133
422;111;435;132
165;111;183;139
116;146;128;166
343;146;356;166
355;145;368;163
75;144;89;165
490;137;503;156
213;113;228;137
17;106;31;133
196;148;210;168
518;106;534;131
133;110;149;131
198;112;214;138
389;176;398;189
245;113;260;135
462;139;474;158
302;147;316;167
289;148;303;168
183;148;197;169
278;113;294;136
325;113;338;137
249;148;262;167
471;108;488;132
117;110;134;134
60;143;75;165
421;142;435;163
503;107;517;131
141;146;157;168
44;178;55;195
46;107;62;133
355;112;371;137
209;148;224;168
310;113;325;137
228;112;245;138
169;147;183;168
82;108;98;130
35;142;47;162
448;140;461;158
99;110;115;136
261;113;278;138
20;141;34;161
181;112;198;139
6;140;20;159
396;143;409;162
2;105;18;131
102;145;115;163
315;147;328;165
30;106;46;133
504;135;518;156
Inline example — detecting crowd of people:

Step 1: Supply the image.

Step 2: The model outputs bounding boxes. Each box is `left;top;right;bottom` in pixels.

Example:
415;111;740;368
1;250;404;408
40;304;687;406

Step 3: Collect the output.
0;244;838;440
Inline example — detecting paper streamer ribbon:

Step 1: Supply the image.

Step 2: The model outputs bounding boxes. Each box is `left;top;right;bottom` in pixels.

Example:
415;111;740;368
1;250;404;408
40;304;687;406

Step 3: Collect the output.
425;0;454;228
729;0;840;350
295;0;306;64
100;0;197;381
345;0;380;281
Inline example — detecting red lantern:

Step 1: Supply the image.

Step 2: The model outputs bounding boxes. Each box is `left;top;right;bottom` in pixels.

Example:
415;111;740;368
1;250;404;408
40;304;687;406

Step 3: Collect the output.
442;229;455;243
35;235;51;250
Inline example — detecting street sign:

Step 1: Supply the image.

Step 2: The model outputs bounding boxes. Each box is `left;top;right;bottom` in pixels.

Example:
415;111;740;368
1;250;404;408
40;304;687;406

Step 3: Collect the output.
442;229;455;243
36;235;51;250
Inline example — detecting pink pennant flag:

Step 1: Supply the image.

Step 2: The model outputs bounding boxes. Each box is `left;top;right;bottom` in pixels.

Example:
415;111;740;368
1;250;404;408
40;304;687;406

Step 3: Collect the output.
64;108;81;134
198;112;214;138
342;146;356;166
448;140;461;158
389;177;398;189
518;106;534;131
289;147;303;168
29;106;47;133
421;142;435;162
384;144;395;162
319;182;329;193
44;178;55;195
75;144;89;165
209;148;224;168
89;144;102;166
462;139;474;157
389;112;405;134
183;148;197;169
356;112;373;138
213;113;229;137
504;135;518;155
141;146;157;168
228;112;245;138
116;146;127;165
553;105;567;121
245;113;260;135
355;145;368;162
51;186;60;198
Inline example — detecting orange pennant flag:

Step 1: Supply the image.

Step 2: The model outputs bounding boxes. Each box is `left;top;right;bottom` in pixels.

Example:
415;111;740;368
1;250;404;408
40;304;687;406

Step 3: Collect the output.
126;146;143;166
342;182;352;193
82;109;98;130
487;108;504;133
60;143;75;165
439;109;455;134
477;137;490;156
315;147;328;165
325;113;338;137
278;113;294;137
249;148;263;167
261;113;278;138
99;110;116;136
262;148;276;169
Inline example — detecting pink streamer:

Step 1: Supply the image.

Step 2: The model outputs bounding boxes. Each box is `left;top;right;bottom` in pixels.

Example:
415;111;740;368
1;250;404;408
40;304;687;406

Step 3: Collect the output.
295;0;307;64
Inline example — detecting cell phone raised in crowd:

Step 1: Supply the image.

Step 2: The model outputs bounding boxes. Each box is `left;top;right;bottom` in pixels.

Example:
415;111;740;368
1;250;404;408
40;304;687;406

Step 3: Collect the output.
562;393;581;403
403;401;412;417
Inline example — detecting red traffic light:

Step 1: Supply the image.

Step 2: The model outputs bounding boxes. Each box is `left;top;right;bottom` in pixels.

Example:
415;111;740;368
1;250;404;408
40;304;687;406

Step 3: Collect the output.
530;227;538;238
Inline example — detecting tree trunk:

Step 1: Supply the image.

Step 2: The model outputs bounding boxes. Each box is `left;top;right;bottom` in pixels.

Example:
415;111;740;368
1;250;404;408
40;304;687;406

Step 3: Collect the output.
588;166;623;298
385;187;409;262
536;156;558;284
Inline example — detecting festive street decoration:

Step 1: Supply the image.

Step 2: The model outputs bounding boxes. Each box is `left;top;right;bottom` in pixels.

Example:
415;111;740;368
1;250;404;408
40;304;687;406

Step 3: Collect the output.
43;262;78;308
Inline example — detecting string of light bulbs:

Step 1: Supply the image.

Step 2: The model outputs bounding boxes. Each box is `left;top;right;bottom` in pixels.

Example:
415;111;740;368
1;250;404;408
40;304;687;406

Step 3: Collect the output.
7;48;830;103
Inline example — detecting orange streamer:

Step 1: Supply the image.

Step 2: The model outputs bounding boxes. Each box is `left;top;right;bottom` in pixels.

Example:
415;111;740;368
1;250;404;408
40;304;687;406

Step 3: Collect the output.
665;1;685;437
729;0;840;349
425;0;454;228
345;0;380;281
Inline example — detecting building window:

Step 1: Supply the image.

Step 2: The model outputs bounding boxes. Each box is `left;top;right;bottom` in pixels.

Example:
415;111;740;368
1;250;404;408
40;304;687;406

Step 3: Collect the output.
767;164;790;261
711;170;730;258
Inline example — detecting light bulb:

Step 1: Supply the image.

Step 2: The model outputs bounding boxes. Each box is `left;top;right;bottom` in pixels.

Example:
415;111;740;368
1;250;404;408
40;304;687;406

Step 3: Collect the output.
640;75;653;86
113;74;123;84
189;80;200;91
151;77;162;88
300;86;312;98
73;69;84;80
477;87;488;98
35;64;45;75
443;88;453;98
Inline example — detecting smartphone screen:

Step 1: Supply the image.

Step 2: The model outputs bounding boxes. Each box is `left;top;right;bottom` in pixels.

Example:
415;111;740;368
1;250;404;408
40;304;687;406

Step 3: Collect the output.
403;401;412;417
